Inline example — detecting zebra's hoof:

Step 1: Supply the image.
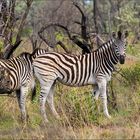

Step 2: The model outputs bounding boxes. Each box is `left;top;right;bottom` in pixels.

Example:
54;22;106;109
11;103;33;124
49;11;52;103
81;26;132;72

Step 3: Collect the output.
108;115;111;119
106;114;111;119
44;118;49;123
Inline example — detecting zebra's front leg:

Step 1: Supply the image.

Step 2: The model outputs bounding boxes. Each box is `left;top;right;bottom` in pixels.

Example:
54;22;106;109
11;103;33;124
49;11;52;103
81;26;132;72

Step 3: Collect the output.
16;86;28;122
98;79;111;118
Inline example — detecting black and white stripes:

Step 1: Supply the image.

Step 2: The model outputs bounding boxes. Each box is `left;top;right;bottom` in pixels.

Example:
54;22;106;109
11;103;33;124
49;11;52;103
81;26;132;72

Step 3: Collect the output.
0;31;128;122
0;53;34;121
32;31;128;122
0;49;48;121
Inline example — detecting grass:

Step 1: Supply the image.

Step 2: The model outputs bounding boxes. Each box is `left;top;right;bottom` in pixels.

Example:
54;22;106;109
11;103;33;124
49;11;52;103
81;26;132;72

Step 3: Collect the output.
0;41;140;139
0;73;139;139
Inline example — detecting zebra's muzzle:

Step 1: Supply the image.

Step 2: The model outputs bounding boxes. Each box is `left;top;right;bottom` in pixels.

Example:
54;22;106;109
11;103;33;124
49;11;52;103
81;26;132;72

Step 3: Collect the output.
119;55;125;64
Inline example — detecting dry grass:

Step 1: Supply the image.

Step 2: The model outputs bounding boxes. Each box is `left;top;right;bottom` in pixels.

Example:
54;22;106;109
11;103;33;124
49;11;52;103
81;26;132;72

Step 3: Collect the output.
0;42;140;139
0;75;139;139
0;105;139;139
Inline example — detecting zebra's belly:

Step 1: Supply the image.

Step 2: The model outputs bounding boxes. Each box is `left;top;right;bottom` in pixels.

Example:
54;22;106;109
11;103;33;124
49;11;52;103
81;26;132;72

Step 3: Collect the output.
58;76;96;87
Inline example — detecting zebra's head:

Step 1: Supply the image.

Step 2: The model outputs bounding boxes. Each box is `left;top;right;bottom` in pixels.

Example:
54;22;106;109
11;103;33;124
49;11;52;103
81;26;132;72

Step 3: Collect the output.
113;31;128;64
0;67;12;93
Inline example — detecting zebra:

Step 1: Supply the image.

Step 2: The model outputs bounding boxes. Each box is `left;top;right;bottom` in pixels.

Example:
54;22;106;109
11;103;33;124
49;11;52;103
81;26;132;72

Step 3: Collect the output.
0;49;48;122
32;31;128;123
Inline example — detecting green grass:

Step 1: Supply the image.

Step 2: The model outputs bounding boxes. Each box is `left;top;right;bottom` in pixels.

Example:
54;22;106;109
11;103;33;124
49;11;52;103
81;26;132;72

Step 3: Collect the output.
0;76;139;139
0;41;140;139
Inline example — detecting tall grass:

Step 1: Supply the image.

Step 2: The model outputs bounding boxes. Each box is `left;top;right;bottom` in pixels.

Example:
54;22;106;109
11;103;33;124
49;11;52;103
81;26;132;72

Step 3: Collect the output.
0;42;140;139
0;62;140;139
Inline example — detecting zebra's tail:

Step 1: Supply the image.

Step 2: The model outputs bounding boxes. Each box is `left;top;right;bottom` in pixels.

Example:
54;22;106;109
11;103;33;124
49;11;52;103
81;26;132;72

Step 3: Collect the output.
30;76;36;101
31;85;36;101
30;48;48;101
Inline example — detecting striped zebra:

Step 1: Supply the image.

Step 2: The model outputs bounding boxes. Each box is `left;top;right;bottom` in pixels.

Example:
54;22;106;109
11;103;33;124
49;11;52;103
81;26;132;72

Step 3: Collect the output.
0;49;48;121
32;31;128;122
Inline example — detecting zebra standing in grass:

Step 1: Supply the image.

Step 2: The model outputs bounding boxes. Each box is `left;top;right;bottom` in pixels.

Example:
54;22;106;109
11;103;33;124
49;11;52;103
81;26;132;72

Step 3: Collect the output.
32;31;128;122
0;49;48;121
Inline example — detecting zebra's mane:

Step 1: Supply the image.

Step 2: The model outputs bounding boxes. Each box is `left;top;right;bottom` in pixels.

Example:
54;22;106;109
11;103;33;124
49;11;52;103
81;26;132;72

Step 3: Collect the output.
30;39;115;60
93;39;114;53
19;52;31;56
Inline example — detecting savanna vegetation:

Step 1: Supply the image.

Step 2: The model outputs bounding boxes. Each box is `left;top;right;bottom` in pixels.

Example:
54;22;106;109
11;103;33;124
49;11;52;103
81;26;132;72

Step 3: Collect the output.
0;0;140;139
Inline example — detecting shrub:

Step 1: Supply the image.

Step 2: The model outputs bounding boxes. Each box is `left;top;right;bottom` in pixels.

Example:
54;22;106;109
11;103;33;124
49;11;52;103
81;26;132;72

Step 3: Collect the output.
120;63;140;89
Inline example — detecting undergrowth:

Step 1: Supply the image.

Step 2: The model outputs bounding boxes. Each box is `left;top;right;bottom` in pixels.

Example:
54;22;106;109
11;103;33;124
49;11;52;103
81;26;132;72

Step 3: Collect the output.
0;54;140;139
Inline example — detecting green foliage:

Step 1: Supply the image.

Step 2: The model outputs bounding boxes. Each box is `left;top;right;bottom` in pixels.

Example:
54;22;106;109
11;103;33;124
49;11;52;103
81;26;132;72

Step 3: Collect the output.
125;32;140;56
126;44;138;56
118;2;139;26
61;91;99;125
0;112;14;130
21;28;32;37
15;1;26;12
55;85;111;127
121;63;140;88
0;41;3;52
55;32;65;42
0;41;3;51
0;76;139;139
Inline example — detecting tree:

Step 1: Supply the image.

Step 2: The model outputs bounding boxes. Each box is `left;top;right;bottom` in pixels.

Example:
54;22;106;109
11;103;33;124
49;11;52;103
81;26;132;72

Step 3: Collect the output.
0;0;33;59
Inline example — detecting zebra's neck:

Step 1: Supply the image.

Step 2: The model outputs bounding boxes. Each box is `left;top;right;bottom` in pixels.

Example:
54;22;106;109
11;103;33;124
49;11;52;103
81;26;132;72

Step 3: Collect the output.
97;39;118;64
92;39;118;74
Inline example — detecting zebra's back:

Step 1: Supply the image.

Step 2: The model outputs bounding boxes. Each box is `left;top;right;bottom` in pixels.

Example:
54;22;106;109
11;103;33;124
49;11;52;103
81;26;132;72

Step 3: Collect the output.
33;52;99;86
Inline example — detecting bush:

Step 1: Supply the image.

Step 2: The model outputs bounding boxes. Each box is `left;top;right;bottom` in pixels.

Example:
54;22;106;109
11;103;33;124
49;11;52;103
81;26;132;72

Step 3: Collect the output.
121;63;140;88
55;84;102;127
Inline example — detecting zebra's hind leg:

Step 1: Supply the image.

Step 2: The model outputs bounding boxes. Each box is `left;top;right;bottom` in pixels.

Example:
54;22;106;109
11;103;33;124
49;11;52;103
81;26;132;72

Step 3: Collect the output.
46;82;60;119
40;81;55;123
97;79;111;119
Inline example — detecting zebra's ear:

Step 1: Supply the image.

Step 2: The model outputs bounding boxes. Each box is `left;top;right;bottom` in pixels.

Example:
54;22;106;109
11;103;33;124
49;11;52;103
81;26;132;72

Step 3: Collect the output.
124;30;129;38
117;31;122;39
112;32;116;38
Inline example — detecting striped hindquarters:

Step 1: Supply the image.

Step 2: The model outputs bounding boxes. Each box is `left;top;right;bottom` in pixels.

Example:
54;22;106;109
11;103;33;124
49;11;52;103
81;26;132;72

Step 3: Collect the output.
0;53;33;90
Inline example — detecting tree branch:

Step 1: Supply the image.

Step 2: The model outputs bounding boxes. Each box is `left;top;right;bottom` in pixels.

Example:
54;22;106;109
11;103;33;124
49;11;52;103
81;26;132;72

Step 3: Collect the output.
73;2;88;42
3;40;22;59
16;0;33;43
38;23;91;53
39;23;72;40
72;36;91;53
93;0;100;47
57;41;70;54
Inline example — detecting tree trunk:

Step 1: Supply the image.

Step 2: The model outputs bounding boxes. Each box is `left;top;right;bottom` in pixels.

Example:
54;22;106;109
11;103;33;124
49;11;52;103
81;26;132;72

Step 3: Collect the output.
93;0;99;47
